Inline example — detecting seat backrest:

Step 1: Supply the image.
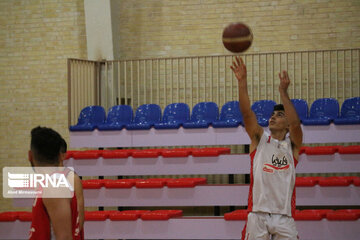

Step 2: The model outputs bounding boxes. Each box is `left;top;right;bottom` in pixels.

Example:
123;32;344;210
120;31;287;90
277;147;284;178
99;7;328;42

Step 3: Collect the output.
106;105;133;124
162;103;190;123
291;99;309;121
309;98;339;119
340;97;360;118
134;104;162;124
190;102;219;122
219;101;243;121
77;106;106;125
251;100;276;120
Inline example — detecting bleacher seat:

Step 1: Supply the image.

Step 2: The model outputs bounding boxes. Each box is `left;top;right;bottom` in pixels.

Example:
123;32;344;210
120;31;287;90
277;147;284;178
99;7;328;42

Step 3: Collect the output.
251;100;276;126
109;210;151;221
82;179;105;189
291;99;309;122
224;210;248;220
162;148;195;157
72;150;102;159
69;106;106;131
182;102;219;128
98;105;133;130
191;147;231;157
126;104;162;130
132;149;164;158
154;103;190;129
167;178;207;188
326;209;360;221
302;98;339;125
103;179;138;188
294;209;330;220
305;146;338;155
338;145;360;154
102;149;135;158
140;210;183;220
334;97;360;125
135;178;173;188
212;101;243;128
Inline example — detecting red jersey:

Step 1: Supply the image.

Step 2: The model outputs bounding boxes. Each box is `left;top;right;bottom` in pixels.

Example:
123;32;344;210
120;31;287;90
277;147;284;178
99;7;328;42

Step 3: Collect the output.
29;169;84;240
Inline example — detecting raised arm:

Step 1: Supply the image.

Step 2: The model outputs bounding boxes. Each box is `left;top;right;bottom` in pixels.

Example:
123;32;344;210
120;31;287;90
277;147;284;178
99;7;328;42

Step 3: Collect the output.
278;70;303;158
231;56;263;152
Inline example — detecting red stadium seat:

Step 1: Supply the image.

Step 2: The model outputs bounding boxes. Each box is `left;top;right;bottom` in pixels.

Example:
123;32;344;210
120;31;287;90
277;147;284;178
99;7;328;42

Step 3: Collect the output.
224;210;248;220
17;211;32;221
326;209;360;221
141;210;183;220
0;212;18;221
295;177;321;187
167;178;207;188
82;179;105;189
109;210;151;221
294;210;329;220
192;147;231;157
352;176;360;186
132;149;163;158
338;145;360;154
84;211;114;221
102;149;135;158
318;177;352;187
162;148;195;158
135;178;173;188
65;150;77;160
104;179;138;188
299;146;308;154
73;150;102;159
305;146;338;155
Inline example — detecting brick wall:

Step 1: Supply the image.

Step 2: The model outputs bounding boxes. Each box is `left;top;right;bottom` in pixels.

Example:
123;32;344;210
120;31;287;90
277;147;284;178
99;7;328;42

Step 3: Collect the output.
114;0;360;59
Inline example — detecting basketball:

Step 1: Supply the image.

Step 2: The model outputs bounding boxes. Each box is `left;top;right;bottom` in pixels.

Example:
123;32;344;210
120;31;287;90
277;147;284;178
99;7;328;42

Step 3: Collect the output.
222;22;253;53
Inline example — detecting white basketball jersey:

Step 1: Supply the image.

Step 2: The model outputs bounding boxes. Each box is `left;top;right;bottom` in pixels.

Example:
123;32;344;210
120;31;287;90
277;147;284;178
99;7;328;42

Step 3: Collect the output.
249;131;297;217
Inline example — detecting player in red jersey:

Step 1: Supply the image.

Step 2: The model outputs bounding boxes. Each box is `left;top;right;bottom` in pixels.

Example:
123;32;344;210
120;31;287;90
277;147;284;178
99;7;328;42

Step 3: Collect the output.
28;126;84;240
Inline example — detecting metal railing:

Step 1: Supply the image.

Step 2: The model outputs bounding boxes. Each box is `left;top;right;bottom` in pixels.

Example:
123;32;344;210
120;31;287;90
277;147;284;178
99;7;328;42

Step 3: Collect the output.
68;49;360;126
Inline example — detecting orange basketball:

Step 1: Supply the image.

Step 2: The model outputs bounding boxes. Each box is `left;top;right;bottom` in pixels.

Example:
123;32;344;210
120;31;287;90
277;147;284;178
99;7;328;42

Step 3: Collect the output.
222;22;253;53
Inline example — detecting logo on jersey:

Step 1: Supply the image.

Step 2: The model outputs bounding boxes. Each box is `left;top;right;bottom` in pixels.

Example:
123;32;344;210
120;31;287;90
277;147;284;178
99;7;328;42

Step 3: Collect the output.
263;154;290;173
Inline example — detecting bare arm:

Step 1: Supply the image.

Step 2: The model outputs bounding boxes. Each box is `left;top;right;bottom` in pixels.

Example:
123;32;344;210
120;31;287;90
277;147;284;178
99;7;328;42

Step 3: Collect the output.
278;70;303;159
74;173;84;231
43;197;73;240
231;56;263;152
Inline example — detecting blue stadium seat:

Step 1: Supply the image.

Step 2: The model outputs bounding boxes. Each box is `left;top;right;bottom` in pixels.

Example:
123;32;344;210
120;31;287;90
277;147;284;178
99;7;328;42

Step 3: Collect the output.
154;103;190;129
126;104;162;130
291;99;309;122
182;102;219;128
302;98;339;125
251;100;276;127
212;101;243;128
98;105;133;130
69;106;106;131
334;97;360;125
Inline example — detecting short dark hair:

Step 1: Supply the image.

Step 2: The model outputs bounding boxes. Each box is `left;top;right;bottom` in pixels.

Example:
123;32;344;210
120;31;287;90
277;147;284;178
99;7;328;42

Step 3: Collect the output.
60;137;67;154
273;104;285;112
30;126;62;165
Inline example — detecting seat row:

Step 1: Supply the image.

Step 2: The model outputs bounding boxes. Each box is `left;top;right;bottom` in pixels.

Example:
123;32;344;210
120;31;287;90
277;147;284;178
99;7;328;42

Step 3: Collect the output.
2;209;360;222
69;97;360;131
225;209;360;221
82;177;207;189
65;147;231;159
64;145;360;160
80;176;360;189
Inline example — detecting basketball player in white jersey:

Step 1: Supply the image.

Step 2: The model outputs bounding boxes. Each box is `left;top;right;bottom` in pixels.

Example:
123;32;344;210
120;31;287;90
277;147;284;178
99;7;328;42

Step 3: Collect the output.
231;56;302;240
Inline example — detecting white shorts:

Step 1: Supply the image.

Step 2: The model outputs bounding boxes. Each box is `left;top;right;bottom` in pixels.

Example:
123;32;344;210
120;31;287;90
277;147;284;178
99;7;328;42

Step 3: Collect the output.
243;212;298;240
